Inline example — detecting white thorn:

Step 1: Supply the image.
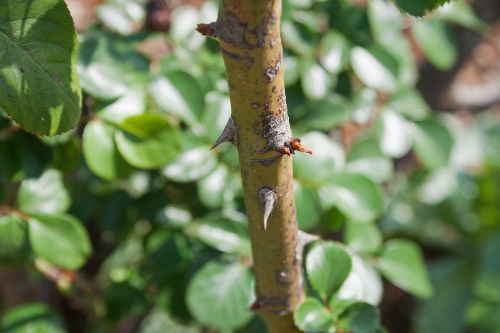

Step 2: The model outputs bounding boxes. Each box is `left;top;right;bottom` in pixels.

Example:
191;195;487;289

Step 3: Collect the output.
258;187;276;230
211;116;237;150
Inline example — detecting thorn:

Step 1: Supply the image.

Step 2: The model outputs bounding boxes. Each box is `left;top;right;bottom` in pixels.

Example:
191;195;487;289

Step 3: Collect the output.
258;187;277;230
290;137;313;154
196;22;217;37
211;116;237;150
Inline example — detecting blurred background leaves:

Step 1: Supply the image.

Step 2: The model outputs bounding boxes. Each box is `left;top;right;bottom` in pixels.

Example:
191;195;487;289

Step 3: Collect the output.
0;0;499;332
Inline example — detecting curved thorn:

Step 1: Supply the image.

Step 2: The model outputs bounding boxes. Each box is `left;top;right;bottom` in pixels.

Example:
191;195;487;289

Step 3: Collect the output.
258;187;277;230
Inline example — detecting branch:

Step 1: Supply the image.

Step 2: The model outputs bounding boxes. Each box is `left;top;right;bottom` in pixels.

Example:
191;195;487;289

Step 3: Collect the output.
200;1;308;331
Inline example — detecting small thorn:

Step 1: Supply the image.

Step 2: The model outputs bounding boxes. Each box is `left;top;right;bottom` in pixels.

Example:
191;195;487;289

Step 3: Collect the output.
196;22;217;37
290;137;313;154
259;187;277;230
211;116;237;150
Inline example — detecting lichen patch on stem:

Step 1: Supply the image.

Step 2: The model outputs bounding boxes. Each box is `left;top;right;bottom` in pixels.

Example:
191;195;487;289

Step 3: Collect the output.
265;57;281;82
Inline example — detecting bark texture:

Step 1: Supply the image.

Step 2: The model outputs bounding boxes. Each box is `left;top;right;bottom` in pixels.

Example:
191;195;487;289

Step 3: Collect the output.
214;1;303;331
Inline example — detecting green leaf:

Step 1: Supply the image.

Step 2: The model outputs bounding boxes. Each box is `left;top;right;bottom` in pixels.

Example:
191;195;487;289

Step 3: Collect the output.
413;20;457;70
97;0;145;35
0;303;65;333
378;239;433;298
197;165;228;208
28;214;91;269
346;138;393;183
83;120;131;180
150;70;205;126
293;298;333;332
416;167;457;204
17;169;70;215
96;91;146;124
0;215;30;265
434;0;487;32
295;181;321;230
392;0;450;16
319;172;384;223
301;62;333;100
292;97;351;132
368;0;404;48
78;32;149;100
376;109;413;158
163;147;217;183
186;261;254;330
197;165;240;209
413;119;453;169
319;32;350;74
115;114;181;169
345;221;382;255
0;0;81;135
367;0;417;87
337;302;380;333
306;241;352;301
294;132;345;184
337;255;383;305
350;46;398;92
189;213;250;255
387;89;430;120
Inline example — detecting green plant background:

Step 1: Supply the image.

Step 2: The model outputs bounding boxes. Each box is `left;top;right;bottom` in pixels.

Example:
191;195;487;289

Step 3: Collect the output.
0;0;499;332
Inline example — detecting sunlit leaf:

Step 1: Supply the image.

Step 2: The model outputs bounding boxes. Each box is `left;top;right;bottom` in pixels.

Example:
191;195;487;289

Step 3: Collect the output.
306;241;352;301
0;0;81;135
28;213;91;269
186;261;254;329
351;46;398;92
294;298;333;332
83;120;131;180
319;172;384;223
17;169;70;215
115;114;181;169
378;239;433;298
163;147;217;182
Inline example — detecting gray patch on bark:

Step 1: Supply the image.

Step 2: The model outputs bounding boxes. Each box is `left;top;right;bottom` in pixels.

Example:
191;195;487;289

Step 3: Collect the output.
216;2;278;50
258;187;277;230
216;12;254;49
254;295;291;314
220;47;255;68
258;90;291;152
265;58;281;82
250;155;282;166
211;116;237;149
